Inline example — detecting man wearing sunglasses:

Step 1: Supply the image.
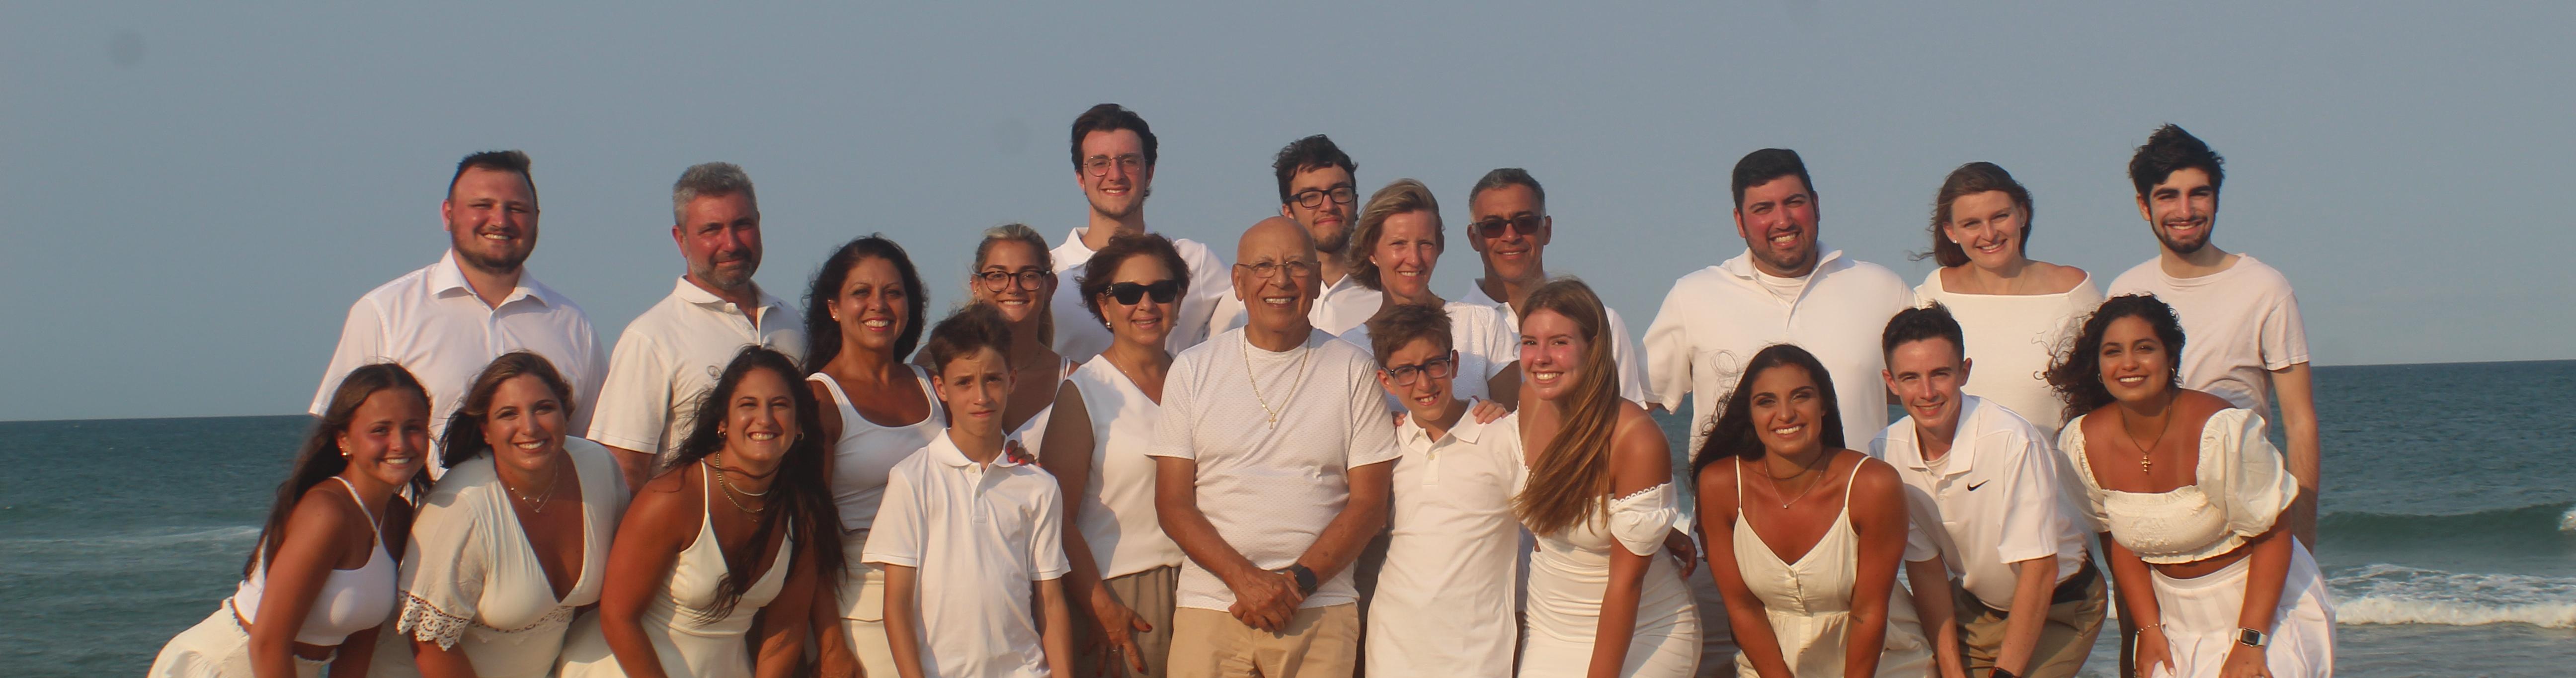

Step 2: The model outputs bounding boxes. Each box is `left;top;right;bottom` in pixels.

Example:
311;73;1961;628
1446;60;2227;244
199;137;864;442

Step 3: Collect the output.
1212;134;1381;338
1046;103;1234;364
1458;168;1653;405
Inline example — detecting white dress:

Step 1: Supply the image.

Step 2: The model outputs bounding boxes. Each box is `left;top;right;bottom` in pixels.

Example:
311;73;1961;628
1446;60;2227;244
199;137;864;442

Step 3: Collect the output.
372;439;630;678
1727;461;1933;678
556;470;796;678
1518;483;1702;678
1915;270;2104;431
150;477;394;678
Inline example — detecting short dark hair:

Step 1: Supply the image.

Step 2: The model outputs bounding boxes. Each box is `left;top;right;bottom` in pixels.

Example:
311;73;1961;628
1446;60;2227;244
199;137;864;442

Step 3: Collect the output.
1078;233;1193;325
449;150;535;203
1881;303;1966;363
1924;162;2035;267
1272;135;1357;204
1366;303;1454;365
2046;294;2188;424
1730;148;1814;210
2128;124;2225;200
923;303;1015;375
1069;103;1158;172
1468;168;1546;209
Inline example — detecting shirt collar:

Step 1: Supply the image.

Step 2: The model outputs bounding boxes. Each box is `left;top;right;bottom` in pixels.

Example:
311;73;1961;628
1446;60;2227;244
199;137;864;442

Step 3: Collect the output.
1399;399;1487;446
432;250;551;308
670;276;778;312
929;431;1029;469
1893;395;1985;477
1718;246;1848;281
1059;227;1097;258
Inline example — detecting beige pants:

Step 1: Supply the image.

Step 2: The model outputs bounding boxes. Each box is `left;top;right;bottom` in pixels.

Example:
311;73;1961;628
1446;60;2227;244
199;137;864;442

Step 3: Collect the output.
1075;565;1180;678
1167;604;1360;678
1952;573;2108;678
838;534;897;676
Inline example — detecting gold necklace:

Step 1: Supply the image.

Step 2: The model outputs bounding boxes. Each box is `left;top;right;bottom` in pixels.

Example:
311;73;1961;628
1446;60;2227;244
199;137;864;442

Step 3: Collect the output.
504;463;562;514
2120;392;2178;473
708;455;766;515
1241;335;1311;429
1764;451;1836;509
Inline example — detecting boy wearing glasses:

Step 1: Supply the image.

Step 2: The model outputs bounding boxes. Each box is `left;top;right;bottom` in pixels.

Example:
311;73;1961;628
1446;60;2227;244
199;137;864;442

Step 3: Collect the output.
1459;168;1654;405
1047;103;1233;364
1361;303;1528;678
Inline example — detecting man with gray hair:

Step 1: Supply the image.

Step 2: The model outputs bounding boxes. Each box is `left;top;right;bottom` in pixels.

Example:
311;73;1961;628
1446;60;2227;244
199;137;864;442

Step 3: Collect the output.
590;162;806;490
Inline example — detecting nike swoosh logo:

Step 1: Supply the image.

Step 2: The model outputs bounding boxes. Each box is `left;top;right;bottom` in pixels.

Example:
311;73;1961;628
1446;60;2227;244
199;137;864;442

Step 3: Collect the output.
1967;481;1989;492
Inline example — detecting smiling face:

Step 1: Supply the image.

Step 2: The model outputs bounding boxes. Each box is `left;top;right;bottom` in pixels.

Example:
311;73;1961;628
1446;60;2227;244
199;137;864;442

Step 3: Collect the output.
1733;174;1822;277
973;240;1054;327
1077;129;1153;220
1883;338;1970;436
1233;218;1320;336
1519;308;1591;403
1283;165;1357;254
336;388;431;491
1369;209;1442;299
1377;337;1457;423
480;374;567;476
1746;362;1827;457
1467;183;1551;284
933;346;1014;438
2095;316;2175;405
2138;167;2218;255
832;256;911;357
1102;254;1178;349
442;166;540;275
675;191;764;294
1942;190;2029;270
720;367;800;471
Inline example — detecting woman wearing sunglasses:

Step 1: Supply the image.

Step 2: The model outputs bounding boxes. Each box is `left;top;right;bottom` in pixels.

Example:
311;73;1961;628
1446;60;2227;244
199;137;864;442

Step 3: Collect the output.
1038;233;1194;677
1333;178;1521;408
966;223;1077;458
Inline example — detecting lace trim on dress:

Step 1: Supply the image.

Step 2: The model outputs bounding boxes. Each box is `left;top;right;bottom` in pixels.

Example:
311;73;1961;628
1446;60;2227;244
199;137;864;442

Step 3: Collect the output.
397;593;576;649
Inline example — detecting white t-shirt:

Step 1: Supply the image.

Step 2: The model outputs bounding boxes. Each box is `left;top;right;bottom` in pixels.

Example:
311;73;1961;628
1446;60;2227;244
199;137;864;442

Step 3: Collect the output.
1916;271;2106;431
587;278;805;463
1146;328;1402;611
1457;283;1652;405
1873;396;2088;608
313;252;607;470
1642;249;1914;452
1367;408;1526;678
2106;254;2310;412
1061;357;1186;579
1048;227;1231;364
1213;272;1384;339
1335;300;1518;409
860;431;1069;678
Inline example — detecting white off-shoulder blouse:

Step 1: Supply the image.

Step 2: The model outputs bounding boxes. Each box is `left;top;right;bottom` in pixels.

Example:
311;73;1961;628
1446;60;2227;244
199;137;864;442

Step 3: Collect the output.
386;437;630;678
2058;408;2298;565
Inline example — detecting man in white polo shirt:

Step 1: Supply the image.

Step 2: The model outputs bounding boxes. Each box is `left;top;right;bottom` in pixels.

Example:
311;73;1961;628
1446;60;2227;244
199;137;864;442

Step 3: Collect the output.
1456;168;1651;404
1875;304;2104;678
313;150;606;470
1211;135;1380;337
1046;103;1231;363
589;162;805;490
1150;217;1398;678
2106;124;2323;548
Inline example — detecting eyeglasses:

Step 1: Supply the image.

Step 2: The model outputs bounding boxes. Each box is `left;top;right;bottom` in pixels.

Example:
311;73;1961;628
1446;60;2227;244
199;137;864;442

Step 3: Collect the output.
976;268;1052;291
1290;185;1358;209
1102;279;1182;305
1234;259;1318;280
1381;354;1456;386
1472;214;1543;239
1084;154;1146;176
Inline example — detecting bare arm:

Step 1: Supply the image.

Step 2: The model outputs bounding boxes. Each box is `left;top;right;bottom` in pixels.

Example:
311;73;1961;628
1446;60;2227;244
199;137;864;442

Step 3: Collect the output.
1038;578;1077;678
1484;361;1521;410
2269;363;2321;550
2104;532;2170;678
1153;456;1303;631
802;381;861;678
753;537;819;678
604;444;657;496
247;489;355;678
1905;558;1967;678
1585;409;1671;678
1295;459;1392;583
598;470;695;678
1038;386;1148;674
882;564;925;678
1994;556;2059;677
1700;459;1795;678
410;633;480;678
1843;461;1907;678
2222;525;2294;678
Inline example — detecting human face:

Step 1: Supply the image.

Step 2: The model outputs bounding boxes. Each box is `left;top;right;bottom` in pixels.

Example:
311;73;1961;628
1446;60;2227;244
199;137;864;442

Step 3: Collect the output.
2137;167;2218;255
1232;221;1320;337
1281;166;1357;254
720;367;800;471
1942;190;2028;270
442;167;540;276
1376;338;1458;422
1077;129;1153;220
1101;255;1178;349
1519;308;1591;403
1747;363;1826;457
933;347;1014;438
2096;316;2174;405
1369;210;1442;300
1733;174;1822;277
480;374;568;476
973;241;1054;327
1467;184;1551;284
1882;339;1970;438
675;192;763;295
336;389;431;491
831;256;911;357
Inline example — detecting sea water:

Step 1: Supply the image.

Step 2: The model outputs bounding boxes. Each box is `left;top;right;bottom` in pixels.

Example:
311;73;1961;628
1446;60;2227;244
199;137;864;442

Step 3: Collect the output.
4;361;2573;676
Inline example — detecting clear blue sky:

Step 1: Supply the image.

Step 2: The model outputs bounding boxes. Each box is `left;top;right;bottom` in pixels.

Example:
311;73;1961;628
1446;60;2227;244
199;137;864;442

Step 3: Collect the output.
6;2;2570;421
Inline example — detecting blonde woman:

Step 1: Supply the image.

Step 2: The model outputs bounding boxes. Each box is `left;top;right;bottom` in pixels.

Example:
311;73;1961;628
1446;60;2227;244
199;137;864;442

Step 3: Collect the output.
967;223;1077;457
1333;179;1520;408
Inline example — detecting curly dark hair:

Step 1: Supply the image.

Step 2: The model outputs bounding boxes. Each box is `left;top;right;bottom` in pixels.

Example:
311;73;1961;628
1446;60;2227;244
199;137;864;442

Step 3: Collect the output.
665;346;845;619
803;235;928;373
1076;233;1192;326
2128;124;2225;200
2045;294;2188;424
1689;343;1847;481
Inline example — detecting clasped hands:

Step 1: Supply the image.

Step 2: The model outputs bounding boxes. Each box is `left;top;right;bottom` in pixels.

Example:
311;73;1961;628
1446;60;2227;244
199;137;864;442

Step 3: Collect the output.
1222;566;1307;633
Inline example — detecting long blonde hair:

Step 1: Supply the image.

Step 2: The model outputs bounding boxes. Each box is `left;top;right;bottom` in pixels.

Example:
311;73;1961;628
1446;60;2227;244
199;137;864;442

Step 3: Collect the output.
1511;277;1623;536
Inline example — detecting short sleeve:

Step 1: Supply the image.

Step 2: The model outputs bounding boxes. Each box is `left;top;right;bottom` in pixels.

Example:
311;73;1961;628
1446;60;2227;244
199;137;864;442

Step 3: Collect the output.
395;472;492;649
1607;483;1680;557
859;465;927;568
1992;431;2069;565
2054;418;2110;533
586;330;671;453
1343;355;1402;468
567;323;610;435
1607;309;1652;406
1475;308;1518;382
1145;354;1202;460
312;298;388;417
2259;288;2311;371
2201;409;2299;540
1028;481;1070;581
1639;281;1696;412
1903;513;1940;564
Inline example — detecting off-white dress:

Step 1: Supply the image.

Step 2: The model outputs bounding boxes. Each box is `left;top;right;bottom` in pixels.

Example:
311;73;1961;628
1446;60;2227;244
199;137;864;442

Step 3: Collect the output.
1518;483;1702;678
1727;461;1933;678
556;470;795;678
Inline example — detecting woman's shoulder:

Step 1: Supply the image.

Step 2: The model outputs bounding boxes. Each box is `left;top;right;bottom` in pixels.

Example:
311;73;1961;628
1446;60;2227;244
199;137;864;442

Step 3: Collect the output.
2029;261;2093;293
1844;451;1905;496
1607;404;1670;467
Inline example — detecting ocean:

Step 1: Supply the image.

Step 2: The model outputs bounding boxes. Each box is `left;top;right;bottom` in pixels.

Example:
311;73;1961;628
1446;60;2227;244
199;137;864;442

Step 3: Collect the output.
4;360;2572;676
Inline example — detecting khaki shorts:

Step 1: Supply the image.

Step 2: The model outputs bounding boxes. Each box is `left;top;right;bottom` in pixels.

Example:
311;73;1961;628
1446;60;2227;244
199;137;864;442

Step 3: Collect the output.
1952;570;2108;678
1166;603;1359;678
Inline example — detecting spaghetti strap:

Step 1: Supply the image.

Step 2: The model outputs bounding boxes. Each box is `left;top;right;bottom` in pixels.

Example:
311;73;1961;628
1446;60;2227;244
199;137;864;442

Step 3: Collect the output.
330;476;380;531
1838;457;1865;512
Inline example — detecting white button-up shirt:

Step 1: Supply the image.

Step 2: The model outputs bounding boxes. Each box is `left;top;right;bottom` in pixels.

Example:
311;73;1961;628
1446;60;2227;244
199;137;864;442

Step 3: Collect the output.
861;431;1069;678
1874;396;2088;608
1367;408;1526;678
1047;227;1231;363
1642;249;1912;452
1457;283;1651;405
312;252;606;459
586;278;805;462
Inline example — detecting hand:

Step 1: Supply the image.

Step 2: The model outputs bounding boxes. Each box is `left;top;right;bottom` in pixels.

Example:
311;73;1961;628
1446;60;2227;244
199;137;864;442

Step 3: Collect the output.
2218;642;2271;678
1468;400;1512;424
1085;589;1153;676
1223;570;1304;632
2133;624;2174;678
1391;411;1408;427
1004;439;1036;465
1663;529;1698;577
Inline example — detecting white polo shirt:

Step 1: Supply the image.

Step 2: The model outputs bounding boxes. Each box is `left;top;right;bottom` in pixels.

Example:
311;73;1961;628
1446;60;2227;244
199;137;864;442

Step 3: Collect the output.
1457;283;1651;405
1334;300;1518;409
1047;227;1231;363
1217;272;1384;339
2106;254;2310;413
861;431;1069;678
312;252;607;461
1367;408;1525;678
1873;396;2088;608
587;278;805;463
1147;328;1402;611
1642;249;1913;452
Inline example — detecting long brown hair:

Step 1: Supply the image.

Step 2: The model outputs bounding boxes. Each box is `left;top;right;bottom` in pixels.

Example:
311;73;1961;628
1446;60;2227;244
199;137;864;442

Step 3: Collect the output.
440;351;576;469
247;363;431;578
1510;278;1623;536
666;346;845;619
1920;161;2035;267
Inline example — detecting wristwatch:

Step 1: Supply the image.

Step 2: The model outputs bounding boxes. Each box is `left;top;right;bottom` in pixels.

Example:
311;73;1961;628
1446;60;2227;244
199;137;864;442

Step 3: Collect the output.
1279;564;1319;596
2235;627;2270;647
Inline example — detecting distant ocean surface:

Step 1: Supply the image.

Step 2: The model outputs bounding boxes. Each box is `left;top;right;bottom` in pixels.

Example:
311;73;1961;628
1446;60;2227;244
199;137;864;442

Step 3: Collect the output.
5;361;2572;677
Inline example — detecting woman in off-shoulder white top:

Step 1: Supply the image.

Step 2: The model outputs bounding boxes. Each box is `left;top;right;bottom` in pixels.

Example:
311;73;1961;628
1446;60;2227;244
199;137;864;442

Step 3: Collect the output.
1914;161;2103;432
2048;295;2333;678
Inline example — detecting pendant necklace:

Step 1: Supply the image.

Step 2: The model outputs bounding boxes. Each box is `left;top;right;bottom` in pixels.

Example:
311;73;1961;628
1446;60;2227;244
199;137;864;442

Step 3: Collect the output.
1242;335;1312;429
2121;392;2177;473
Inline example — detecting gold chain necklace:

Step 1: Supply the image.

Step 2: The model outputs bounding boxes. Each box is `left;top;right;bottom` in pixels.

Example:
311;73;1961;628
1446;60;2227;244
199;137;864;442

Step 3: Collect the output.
1764;451;1836;509
708;455;766;515
2120;392;2178;473
501;457;563;514
1241;335;1311;429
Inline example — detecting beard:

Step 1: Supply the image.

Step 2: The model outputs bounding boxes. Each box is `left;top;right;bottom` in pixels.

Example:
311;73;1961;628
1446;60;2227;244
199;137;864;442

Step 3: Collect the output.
449;229;531;275
1314;226;1351;255
1753;244;1818;277
2157;222;2211;255
693;254;760;292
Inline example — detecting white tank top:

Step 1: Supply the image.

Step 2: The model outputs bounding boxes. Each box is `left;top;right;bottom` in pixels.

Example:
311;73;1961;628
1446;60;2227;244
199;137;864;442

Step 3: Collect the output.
1064;356;1185;579
810;369;944;532
232;476;396;646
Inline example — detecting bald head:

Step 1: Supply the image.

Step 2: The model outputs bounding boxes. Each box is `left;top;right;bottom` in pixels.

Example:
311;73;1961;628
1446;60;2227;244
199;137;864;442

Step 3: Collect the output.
1239;216;1316;262
1233;216;1322;343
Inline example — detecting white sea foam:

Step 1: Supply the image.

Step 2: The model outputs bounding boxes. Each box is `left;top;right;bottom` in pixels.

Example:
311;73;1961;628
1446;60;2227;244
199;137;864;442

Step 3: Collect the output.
1;524;259;549
2560;504;2576;532
2330;563;2576;629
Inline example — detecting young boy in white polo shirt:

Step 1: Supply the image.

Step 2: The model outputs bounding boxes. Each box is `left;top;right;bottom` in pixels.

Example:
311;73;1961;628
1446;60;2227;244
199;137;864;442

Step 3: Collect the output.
863;304;1075;678
1873;304;2104;678
1359;303;1526;678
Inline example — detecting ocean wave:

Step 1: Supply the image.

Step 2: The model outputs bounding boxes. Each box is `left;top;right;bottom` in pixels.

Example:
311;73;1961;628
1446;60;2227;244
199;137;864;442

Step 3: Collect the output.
2329;563;2576;629
0;524;258;549
2317;501;2576;551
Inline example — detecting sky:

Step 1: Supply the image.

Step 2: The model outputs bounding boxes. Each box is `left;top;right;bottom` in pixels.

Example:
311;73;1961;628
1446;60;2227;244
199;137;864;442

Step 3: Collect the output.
5;1;2571;422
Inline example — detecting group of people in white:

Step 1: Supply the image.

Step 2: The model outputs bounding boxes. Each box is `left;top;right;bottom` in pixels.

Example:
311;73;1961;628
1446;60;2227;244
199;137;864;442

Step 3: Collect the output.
151;103;2334;678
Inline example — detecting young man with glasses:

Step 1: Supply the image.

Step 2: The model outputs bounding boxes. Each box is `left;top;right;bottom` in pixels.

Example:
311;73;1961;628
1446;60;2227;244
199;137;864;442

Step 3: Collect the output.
1458;168;1653;404
1213;134;1380;337
1046;103;1233;363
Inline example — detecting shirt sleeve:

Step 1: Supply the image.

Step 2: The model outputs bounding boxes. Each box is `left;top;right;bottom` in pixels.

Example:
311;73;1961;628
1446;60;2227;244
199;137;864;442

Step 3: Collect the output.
567;319;610;436
586;329;670;454
1478;309;1518;382
2259;287;2311;370
1639;280;1695;413
858;465;926;568
1607;308;1651;405
1992;430;2067;565
1344;354;1403;468
1144;354;1202;460
312;298;389;417
1028;480;1070;581
1607;483;1679;558
1173;244;1232;351
395;476;488;649
2054;420;2110;533
2205;409;2299;540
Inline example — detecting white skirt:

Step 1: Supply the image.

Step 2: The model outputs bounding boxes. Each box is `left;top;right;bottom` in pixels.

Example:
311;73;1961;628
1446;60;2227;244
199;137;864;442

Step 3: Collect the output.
2147;539;2335;678
148;599;331;678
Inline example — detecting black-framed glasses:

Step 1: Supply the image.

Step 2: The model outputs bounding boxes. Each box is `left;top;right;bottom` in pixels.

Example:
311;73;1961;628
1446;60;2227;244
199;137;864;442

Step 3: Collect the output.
1102;279;1182;305
1234;259;1318;280
1290;185;1358;209
976;268;1052;290
1472;214;1543;239
1083;154;1146;176
1381;354;1457;386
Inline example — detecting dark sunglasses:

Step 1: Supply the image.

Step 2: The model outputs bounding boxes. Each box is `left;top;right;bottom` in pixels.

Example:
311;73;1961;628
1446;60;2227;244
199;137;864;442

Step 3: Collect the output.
1102;279;1181;305
1472;214;1543;239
